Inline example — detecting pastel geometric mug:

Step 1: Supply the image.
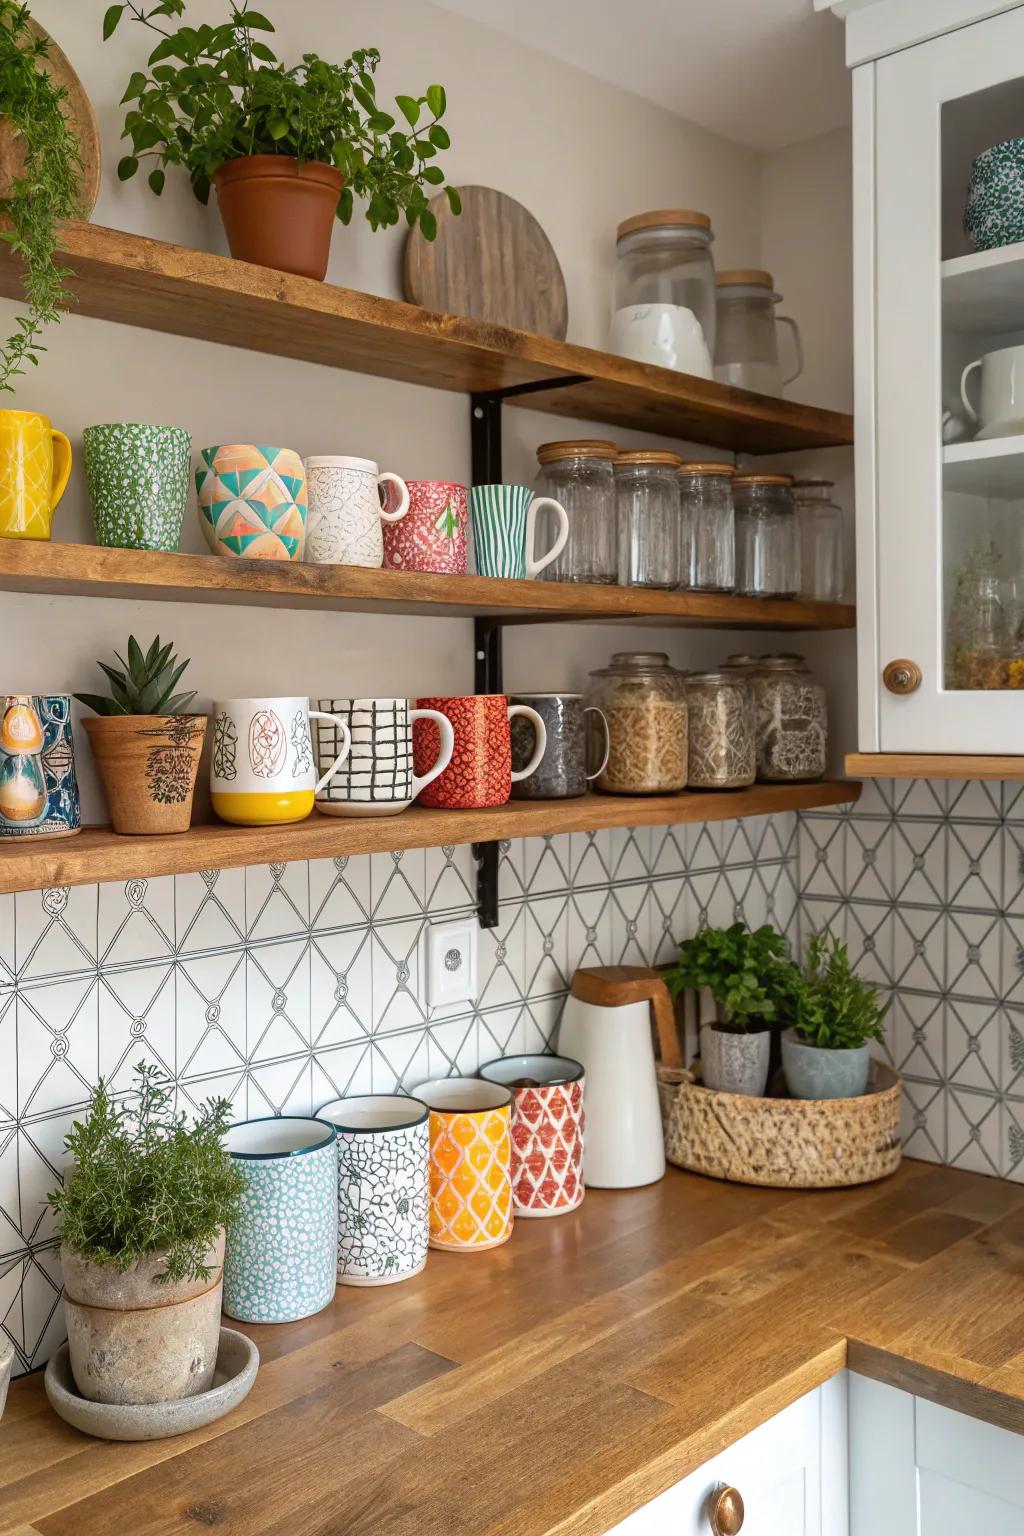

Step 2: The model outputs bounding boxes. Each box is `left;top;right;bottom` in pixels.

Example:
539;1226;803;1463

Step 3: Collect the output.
414;1078;514;1252
470;484;569;580
305;456;409;567
313;697;454;817
210;695;351;825
196;443;307;561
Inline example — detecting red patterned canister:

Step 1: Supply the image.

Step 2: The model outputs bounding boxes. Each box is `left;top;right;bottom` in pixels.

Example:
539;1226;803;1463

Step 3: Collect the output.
383;480;468;575
478;1054;585;1217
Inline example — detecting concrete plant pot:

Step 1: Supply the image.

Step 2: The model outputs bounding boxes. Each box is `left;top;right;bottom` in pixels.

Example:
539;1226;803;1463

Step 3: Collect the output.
781;1029;872;1100
0;1336;14;1421
700;1024;771;1097
61;1232;224;1406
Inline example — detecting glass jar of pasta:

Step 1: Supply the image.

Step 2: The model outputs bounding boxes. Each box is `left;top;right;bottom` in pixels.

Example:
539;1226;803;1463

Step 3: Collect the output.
686;671;755;789
587;651;688;794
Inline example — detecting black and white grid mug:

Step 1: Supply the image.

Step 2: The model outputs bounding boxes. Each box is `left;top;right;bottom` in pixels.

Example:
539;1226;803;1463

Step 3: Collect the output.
314;697;455;817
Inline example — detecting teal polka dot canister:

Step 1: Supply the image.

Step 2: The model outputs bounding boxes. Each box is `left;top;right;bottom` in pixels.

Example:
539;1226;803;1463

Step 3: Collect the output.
82;422;192;552
964;138;1024;252
223;1117;338;1324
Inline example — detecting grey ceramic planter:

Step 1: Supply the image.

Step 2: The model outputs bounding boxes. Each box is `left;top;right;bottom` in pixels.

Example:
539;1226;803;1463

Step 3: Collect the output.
781;1029;871;1100
700;1024;771;1097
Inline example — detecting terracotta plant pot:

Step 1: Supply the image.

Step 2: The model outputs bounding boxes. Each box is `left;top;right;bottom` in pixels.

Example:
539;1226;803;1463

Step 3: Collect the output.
61;1233;224;1405
82;714;206;835
213;155;345;280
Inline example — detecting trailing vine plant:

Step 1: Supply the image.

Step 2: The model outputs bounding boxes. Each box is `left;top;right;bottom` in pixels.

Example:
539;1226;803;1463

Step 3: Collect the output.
0;2;83;390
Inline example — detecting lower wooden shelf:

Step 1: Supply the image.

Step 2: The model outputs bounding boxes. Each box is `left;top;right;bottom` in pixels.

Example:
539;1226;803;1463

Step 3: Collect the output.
847;753;1024;780
0;781;860;896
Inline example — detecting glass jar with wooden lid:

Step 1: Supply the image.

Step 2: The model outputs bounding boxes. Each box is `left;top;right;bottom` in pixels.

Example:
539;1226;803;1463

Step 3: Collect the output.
533;439;618;585
615;449;682;589
677;461;735;592
610;210;716;377
752;654;827;782
792;478;845;601
588;651;688;795
733;472;800;598
713;269;804;395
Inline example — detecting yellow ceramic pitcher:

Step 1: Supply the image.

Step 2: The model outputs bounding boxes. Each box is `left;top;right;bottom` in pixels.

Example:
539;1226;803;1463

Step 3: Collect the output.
0;409;72;540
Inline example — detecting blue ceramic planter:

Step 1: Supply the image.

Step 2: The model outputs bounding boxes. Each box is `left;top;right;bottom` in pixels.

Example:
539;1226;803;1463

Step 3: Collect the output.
781;1029;871;1100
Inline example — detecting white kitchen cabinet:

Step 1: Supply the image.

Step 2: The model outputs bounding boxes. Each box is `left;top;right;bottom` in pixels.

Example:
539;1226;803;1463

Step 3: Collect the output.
607;1376;848;1535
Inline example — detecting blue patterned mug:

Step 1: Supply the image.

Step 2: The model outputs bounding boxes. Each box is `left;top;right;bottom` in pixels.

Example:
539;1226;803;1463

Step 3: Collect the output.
470;484;569;580
223;1117;338;1324
0;694;80;840
318;1095;430;1286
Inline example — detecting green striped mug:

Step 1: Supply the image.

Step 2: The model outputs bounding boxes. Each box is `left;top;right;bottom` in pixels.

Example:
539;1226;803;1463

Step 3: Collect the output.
470;484;569;580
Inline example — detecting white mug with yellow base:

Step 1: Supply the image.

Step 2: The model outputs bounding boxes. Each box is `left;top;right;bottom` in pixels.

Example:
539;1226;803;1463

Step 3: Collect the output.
210;696;351;826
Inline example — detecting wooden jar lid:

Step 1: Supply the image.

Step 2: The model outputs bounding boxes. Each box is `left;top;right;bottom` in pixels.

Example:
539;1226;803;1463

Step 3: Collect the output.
732;471;793;485
536;439;618;464
716;268;774;288
614;449;683;467
617;209;712;239
679;461;735;476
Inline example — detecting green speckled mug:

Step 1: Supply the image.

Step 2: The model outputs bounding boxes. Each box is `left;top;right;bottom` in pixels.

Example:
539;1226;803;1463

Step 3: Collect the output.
83;422;192;551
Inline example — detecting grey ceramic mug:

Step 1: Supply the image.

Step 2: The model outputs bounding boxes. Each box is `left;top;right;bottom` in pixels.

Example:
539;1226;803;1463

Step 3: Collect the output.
509;693;609;799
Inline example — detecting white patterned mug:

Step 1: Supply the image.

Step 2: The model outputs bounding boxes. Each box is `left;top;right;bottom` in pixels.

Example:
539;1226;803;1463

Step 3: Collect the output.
210;695;351;826
304;456;410;567
470;484;569;580
318;1095;430;1286
314;697;455;818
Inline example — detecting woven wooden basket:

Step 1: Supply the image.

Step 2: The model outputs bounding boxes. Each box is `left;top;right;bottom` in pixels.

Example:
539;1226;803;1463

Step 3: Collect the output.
656;1062;902;1189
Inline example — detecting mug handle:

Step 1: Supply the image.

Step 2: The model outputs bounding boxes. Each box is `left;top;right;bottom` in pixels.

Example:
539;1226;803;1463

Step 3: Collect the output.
777;315;804;387
526;496;569;579
409;709;455;797
50;430;73;511
308;713;352;791
378;472;410;523
960;358;982;424
508;705;547;781
583;706;611;782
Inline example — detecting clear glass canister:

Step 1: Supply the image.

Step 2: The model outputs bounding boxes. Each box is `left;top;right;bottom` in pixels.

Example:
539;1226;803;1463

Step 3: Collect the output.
615;450;682;589
713;269;803;395
534;439;618;584
609;210;716;378
793;479;845;602
733;473;800;598
946;553;1010;689
753;655;827;782
686;672;755;789
677;462;735;592
588;651;688;794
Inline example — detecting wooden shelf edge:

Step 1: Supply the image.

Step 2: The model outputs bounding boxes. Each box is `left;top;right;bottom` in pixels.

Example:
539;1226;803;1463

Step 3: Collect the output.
846;753;1024;781
0;781;861;896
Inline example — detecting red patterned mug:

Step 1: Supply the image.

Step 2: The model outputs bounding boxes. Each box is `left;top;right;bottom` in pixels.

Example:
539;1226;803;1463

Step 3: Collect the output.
383;480;468;575
413;695;546;808
479;1055;585;1217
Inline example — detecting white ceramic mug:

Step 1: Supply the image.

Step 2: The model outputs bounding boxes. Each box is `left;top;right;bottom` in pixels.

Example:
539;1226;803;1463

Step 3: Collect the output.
304;456;410;567
960;345;1024;439
210;695;351;825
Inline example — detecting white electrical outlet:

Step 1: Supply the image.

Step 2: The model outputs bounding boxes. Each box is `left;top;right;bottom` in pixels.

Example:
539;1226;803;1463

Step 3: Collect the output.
425;917;478;1009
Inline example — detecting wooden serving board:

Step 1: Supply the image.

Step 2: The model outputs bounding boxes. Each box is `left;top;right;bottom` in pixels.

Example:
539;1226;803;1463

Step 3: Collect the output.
0;18;101;215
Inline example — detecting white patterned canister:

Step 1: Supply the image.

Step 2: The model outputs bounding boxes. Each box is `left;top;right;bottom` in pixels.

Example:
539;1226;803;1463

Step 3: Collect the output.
223;1117;338;1324
318;1095;430;1286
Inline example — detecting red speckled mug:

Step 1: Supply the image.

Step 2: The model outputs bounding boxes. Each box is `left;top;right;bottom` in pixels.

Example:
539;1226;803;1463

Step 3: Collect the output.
413;695;546;809
383;481;468;575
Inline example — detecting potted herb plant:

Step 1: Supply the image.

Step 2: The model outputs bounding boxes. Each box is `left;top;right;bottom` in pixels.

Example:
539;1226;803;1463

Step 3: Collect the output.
75;634;206;835
48;1064;245;1406
782;932;888;1100
665;921;797;1096
103;2;459;280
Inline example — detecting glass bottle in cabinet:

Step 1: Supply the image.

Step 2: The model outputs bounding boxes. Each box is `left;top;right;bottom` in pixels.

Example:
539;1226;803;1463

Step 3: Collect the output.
533;439;618;584
614;451;682;589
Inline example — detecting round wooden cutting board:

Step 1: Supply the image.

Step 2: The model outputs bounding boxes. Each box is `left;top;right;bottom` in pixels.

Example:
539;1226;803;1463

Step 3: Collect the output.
0;19;101;216
404;185;569;339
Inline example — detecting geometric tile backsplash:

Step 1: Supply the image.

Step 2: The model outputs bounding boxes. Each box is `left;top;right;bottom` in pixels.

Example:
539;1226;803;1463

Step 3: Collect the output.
6;779;1024;1377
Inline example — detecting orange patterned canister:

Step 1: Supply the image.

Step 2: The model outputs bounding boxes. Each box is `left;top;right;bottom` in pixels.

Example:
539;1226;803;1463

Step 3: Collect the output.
414;1079;514;1252
479;1055;585;1218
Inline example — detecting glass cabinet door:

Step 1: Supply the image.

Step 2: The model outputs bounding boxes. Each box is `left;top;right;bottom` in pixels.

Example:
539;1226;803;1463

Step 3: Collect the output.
874;6;1024;751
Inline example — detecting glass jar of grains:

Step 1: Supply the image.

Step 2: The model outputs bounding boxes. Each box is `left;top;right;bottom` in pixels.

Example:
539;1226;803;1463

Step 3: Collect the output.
615;450;682;589
534;439;618;584
588;651;688;794
686;671;755;789
733;472;800;598
677;462;735;592
752;655;827;782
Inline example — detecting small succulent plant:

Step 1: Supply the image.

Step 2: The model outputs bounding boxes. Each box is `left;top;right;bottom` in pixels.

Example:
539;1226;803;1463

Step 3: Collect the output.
74;635;196;717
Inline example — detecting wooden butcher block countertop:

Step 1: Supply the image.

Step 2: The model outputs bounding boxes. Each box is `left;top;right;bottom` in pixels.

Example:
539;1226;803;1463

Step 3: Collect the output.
6;1159;1024;1536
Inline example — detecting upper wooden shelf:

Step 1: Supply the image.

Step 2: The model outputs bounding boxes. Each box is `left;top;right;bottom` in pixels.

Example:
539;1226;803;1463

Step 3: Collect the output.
0;222;854;455
0;781;860;897
0;541;857;629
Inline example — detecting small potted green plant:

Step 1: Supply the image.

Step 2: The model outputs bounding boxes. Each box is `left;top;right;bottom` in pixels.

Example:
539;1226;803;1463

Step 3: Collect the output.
74;634;206;835
103;1;459;280
782;932;888;1100
48;1063;245;1406
664;921;797;1097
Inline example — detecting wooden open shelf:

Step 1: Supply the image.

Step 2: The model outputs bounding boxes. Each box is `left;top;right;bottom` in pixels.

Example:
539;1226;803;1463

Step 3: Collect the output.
0;541;857;629
847;753;1024;780
0;781;860;896
0;223;854;455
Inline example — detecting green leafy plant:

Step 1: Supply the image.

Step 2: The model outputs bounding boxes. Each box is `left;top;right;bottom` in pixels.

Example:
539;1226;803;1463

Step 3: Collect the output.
74;634;196;717
664;921;798;1031
49;1062;245;1282
789;932;888;1050
0;2;84;390
103;1;459;237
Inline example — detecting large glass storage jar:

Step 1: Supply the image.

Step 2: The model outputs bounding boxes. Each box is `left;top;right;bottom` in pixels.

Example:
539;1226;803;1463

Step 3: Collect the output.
677;462;735;591
734;473;800;598
752;655;827;782
686;672;755;789
713;269;803;395
588;652;688;794
946;555;1010;689
615;450;682;589
609;210;716;378
793;479;845;601
534;439;617;584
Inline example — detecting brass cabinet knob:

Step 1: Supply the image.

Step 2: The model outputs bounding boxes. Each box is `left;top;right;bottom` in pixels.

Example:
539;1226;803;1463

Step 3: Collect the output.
883;659;922;695
709;1485;744;1534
